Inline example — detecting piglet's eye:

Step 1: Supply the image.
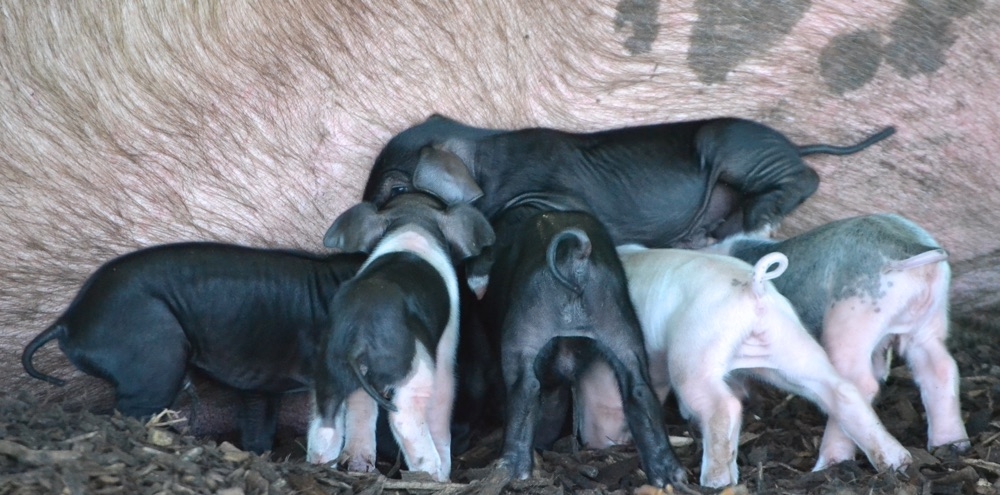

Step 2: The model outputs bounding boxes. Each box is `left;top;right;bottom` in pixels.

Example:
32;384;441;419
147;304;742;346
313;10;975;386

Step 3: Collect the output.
389;185;408;198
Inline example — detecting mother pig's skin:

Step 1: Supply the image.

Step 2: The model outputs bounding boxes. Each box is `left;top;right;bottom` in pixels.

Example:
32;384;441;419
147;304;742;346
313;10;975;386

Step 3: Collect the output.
1;1;997;433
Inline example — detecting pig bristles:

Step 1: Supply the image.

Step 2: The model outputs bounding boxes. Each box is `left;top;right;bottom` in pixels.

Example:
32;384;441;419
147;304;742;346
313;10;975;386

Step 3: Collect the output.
751;252;788;298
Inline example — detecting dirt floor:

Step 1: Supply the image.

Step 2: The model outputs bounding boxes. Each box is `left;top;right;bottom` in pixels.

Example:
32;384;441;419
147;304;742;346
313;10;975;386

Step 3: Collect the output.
3;321;999;495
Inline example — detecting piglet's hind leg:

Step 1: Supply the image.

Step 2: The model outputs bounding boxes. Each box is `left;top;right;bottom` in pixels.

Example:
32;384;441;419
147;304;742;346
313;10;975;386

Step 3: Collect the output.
237;393;281;454
814;304;894;470
427;336;457;479
91;314;189;419
902;310;970;452
601;342;686;487
499;353;542;480
388;355;444;481
674;375;741;488
760;321;910;473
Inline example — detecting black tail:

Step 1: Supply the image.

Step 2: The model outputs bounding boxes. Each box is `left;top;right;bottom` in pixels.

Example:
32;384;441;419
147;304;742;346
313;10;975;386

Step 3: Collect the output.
546;228;592;294
348;352;398;413
797;126;896;156
22;323;68;386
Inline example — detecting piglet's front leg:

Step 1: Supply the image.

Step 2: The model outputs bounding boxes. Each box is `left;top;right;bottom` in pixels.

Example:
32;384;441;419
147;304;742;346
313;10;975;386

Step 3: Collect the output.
341;389;379;473
307;394;347;465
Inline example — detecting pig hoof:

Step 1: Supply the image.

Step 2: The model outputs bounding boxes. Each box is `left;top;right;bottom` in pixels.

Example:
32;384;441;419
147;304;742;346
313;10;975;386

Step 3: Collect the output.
814;445;857;471
951;439;972;455
647;465;688;488
699;475;734;490
499;453;532;480
934;438;972;455
893;451;913;471
671;466;688;485
875;447;912;473
344;455;376;473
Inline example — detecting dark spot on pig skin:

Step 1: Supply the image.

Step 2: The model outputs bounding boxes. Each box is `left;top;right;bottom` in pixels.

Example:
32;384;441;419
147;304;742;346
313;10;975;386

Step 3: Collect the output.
614;0;661;55
834;273;887;304
885;1;966;78
812;0;980;92
687;0;811;84
819;30;884;95
910;0;982;19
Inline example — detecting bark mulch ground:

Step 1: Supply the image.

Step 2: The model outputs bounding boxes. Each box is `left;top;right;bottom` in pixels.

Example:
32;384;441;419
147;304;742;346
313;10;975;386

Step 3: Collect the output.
3;321;999;495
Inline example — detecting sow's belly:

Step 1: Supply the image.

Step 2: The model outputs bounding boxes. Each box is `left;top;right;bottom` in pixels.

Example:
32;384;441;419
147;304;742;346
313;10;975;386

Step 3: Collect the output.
3;1;997;436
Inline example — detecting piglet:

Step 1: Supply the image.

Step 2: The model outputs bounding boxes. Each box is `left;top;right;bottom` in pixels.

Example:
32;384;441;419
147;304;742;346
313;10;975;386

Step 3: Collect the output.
707;213;970;468
466;195;686;488
307;192;494;482
595;247;912;487
21;243;366;454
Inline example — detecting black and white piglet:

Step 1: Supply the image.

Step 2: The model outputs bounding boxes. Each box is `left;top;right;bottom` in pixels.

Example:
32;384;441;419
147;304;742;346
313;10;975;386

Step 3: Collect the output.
465;195;686;488
706;213;970;468
21;243;366;454
308;193;494;482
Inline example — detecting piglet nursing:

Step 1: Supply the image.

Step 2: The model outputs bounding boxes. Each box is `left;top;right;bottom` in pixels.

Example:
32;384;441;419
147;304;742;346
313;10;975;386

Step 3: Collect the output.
601;247;911;488
21;243;366;454
308;193;494;482
466;195;686;488
708;213;970;468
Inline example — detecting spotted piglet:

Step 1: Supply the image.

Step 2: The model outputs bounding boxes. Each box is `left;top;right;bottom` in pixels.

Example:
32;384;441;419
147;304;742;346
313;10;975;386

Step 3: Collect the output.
593;246;911;488
306;193;494;482
708;213;969;469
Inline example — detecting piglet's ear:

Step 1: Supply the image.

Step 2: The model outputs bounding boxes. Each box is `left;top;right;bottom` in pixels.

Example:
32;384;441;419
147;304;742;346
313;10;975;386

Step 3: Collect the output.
438;203;495;261
323;202;387;253
413;145;484;205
